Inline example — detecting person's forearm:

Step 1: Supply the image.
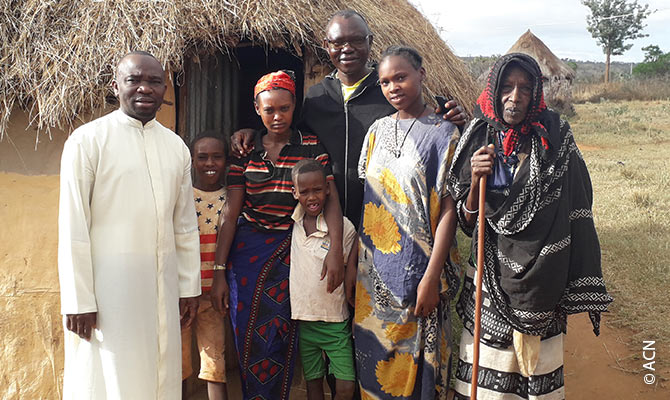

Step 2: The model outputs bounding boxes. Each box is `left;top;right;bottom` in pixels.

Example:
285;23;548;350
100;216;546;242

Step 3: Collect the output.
346;239;359;271
425;197;457;282
214;219;236;267
212;208;238;299
464;144;496;227
324;181;344;253
214;189;245;266
58;140;97;314
462;184;480;227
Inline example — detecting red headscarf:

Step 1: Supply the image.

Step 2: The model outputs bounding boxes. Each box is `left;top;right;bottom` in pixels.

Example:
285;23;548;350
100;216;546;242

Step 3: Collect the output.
254;70;296;98
475;53;549;156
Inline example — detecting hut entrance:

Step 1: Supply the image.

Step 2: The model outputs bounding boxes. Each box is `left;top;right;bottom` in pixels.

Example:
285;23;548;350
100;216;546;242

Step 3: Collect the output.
177;46;304;143
176;46;304;397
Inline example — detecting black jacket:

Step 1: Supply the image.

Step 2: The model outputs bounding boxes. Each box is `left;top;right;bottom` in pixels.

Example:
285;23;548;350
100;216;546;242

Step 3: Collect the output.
299;69;395;228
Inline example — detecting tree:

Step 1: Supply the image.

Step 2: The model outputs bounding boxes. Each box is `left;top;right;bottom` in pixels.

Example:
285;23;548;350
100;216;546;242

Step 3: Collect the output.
566;61;579;72
582;0;651;83
633;46;670;78
641;45;663;62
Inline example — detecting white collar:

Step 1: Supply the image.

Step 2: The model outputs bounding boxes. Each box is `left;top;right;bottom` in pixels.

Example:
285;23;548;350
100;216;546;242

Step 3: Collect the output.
291;204;328;236
113;109;157;129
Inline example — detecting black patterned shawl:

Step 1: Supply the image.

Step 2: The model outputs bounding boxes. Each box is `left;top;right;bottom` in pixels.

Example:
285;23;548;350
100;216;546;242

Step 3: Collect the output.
447;55;612;340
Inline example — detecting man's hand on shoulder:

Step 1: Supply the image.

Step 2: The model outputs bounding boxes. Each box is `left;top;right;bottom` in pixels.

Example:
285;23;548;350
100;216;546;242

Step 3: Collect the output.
437;99;467;127
230;128;256;158
65;312;97;341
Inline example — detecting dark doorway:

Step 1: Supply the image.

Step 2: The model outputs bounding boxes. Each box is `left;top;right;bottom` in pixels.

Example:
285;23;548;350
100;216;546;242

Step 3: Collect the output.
177;46;304;144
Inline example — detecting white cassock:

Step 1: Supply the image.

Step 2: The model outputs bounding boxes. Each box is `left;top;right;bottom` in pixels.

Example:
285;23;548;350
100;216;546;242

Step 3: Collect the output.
58;109;201;399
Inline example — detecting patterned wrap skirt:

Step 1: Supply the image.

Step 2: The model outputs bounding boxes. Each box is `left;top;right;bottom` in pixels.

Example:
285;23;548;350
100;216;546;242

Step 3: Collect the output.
454;265;565;400
226;220;297;400
353;252;454;400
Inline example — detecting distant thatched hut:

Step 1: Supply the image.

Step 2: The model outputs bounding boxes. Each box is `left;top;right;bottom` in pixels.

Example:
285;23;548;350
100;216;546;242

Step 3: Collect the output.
507;29;576;115
0;1;476;398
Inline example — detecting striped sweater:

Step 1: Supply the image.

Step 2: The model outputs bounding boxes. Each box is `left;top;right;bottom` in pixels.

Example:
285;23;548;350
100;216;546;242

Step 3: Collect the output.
228;129;333;231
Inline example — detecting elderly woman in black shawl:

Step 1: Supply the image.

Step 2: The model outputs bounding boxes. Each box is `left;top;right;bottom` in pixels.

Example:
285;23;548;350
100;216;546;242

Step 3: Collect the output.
448;53;613;399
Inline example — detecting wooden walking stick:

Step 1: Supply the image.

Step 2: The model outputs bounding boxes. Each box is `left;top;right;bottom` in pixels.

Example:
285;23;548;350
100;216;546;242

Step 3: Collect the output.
470;174;487;400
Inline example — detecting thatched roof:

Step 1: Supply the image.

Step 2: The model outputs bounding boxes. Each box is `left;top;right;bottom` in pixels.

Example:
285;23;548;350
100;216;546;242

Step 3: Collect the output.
506;30;575;80
0;0;477;139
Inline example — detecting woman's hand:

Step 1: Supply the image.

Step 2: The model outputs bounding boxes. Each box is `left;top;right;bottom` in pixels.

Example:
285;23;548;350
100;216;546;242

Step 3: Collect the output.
414;273;440;317
470;144;496;185
210;270;230;316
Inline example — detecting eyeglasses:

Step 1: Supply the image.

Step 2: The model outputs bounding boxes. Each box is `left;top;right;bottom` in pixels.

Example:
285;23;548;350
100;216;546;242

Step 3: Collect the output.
324;35;370;50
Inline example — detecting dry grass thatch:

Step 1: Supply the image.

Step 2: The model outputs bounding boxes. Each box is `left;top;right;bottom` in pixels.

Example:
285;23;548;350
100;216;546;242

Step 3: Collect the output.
0;0;477;140
507;30;575;80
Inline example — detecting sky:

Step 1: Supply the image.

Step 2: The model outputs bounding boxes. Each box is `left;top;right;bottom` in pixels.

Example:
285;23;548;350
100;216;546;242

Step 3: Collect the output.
411;0;670;62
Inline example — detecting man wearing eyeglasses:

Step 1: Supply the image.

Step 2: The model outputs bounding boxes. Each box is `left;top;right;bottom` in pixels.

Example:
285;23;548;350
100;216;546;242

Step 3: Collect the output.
233;9;466;229
300;9;466;228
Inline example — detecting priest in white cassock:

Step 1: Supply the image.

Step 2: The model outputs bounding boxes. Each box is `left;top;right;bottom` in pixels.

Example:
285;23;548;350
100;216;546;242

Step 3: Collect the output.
58;51;201;399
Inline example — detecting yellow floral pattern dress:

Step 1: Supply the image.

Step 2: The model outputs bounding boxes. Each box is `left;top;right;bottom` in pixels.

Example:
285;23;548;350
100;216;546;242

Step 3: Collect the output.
354;113;461;399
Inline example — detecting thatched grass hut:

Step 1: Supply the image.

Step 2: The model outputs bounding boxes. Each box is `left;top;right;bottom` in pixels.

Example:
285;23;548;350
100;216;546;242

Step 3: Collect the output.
0;1;475;398
507;29;576;115
474;30;576;115
0;0;477;143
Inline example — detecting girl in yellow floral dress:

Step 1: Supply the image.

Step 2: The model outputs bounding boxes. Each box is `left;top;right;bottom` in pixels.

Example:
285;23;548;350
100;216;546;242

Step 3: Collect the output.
354;45;460;399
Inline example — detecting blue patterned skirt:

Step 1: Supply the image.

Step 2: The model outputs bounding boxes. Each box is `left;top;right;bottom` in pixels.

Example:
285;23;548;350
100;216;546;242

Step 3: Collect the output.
227;220;297;400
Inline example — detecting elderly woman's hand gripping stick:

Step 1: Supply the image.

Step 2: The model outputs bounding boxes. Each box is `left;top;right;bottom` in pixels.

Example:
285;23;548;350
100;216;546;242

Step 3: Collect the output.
468;143;495;400
462;144;495;227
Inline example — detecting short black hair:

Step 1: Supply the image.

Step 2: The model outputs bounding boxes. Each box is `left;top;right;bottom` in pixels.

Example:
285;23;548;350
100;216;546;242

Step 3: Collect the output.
120;50;158;61
326;9;371;34
116;51;163;78
381;45;423;70
291;159;327;184
189;130;229;157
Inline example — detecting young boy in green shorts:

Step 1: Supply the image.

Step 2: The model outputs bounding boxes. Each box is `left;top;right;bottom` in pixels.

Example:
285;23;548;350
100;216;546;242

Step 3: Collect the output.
290;159;358;400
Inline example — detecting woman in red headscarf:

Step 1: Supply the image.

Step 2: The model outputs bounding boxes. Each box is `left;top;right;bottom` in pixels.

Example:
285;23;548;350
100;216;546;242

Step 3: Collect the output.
447;53;612;399
211;71;344;400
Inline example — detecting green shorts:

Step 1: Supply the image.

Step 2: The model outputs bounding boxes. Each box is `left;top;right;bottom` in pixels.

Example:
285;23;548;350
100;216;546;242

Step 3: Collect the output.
298;320;355;381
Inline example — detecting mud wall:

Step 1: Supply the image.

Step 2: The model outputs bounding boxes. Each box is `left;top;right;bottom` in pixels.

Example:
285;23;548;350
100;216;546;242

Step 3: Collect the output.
0;107;71;398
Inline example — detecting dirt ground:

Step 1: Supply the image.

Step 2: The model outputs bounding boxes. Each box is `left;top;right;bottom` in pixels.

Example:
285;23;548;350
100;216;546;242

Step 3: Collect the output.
564;313;668;399
185;313;669;399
